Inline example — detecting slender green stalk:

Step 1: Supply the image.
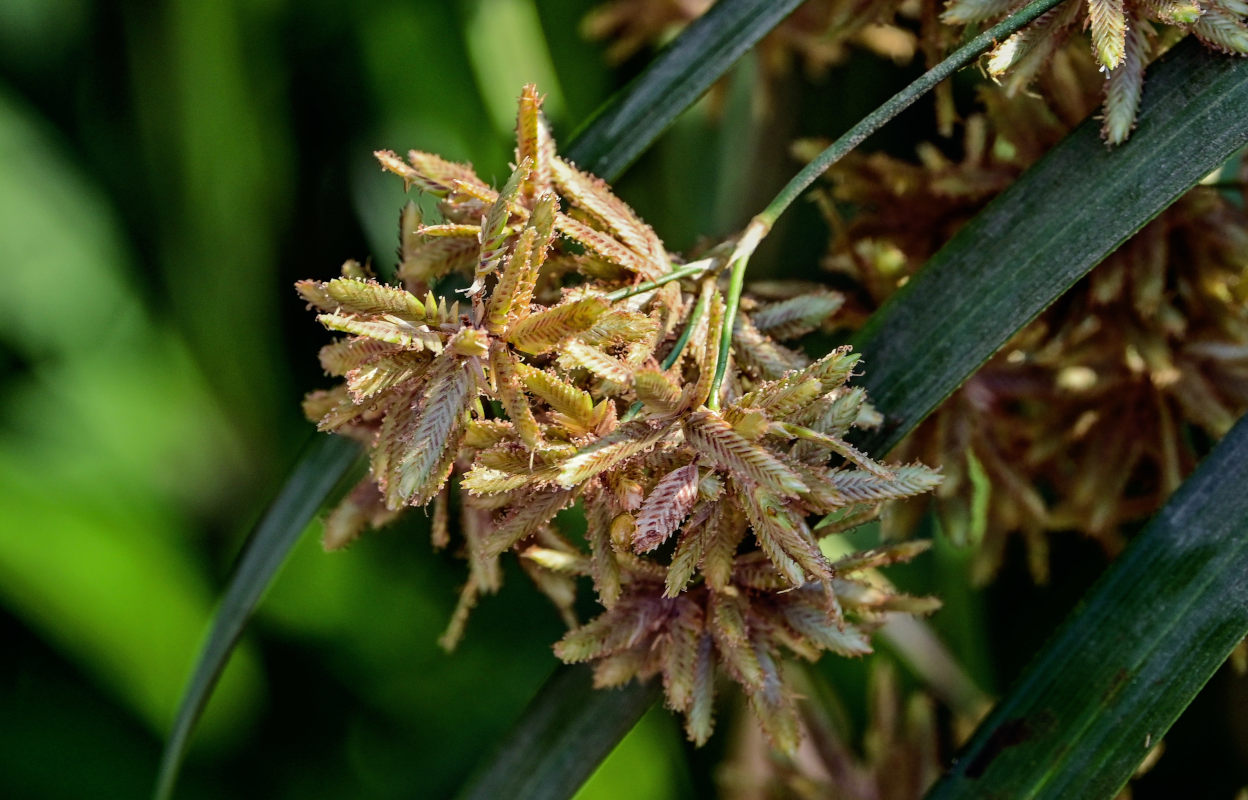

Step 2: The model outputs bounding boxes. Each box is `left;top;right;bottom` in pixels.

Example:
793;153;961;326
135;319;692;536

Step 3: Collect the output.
758;0;1068;227
621;280;714;422
706;219;765;410
604;258;715;302
662;279;714;372
705;0;1067;408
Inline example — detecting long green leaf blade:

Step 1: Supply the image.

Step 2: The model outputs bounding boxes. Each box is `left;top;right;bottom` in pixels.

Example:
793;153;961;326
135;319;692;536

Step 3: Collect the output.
564;0;804;178
153;434;361;800
456;666;661;800
852;39;1248;454
925;411;1248;798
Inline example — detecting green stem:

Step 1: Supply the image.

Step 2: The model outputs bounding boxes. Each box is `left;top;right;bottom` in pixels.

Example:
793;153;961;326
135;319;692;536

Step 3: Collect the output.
604;258;715;302
706;219;766;410
757;0;1068;227
704;0;1067;411
621;279;714;422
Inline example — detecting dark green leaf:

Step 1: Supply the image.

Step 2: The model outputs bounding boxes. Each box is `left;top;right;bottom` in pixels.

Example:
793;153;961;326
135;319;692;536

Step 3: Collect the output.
852;39;1248;454
153;434;362;800
455;665;661;800
564;0;805;179
925;410;1248;798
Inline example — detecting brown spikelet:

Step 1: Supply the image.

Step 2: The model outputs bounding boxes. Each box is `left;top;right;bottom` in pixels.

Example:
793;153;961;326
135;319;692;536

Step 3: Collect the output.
515;84;555;202
486;227;537;335
399;236;479;286
482;487;576;558
513;361;598;431
633;465;700;553
552;156;669;270
375;149;486;197
559;340;634;385
490;345;542;451
743;487;831;585
555;213;666;280
505;296;611;354
1087;0;1128;69
316;314;444;352
661;599;704;713
378;347;473;508
683;410;808;497
556;421;673;487
318;337;405;376
635;368;685;415
732;313;810;379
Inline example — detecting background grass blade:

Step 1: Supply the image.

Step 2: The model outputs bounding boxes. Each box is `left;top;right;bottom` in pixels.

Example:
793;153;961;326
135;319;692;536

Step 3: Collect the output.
455;666;662;800
852;38;1248;454
153;434;361;800
564;0;805;178
925;410;1248;798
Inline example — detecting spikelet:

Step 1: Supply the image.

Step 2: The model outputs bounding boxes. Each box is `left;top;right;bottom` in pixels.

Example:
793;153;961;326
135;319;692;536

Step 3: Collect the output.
505;296;611;354
942;0;1025;24
732;313;809;379
552;156;669;270
555;421;673;487
742;488;831;586
345;352;428;401
513;361;598;432
489;345;542;451
481;487;577;557
827;463;944;503
683;410;808;497
375;149;486;197
690;288;725;409
1087;0;1128;69
515;85;554;203
486;227;537;335
1102;19;1153;144
1140;0;1202;24
399;236;479;286
317;337;404;376
316;314;444;352
558;340;634;385
298;277;431;320
479;158;532;280
632;464;700;553
661;599;704;713
555;212;666;281
750;291;844;340
634;368;686;415
1193;5;1248;54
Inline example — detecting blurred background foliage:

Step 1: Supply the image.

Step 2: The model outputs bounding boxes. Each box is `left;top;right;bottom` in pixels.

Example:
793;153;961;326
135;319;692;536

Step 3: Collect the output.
0;1;1243;798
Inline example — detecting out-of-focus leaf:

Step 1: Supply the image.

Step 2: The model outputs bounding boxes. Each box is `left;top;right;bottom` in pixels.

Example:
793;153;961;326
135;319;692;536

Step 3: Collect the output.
0;83;259;748
123;0;289;440
852;39;1248;453
461;0;565;137
153;434;362;800
925;411;1248;798
564;0;805;178
455;665;662;800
